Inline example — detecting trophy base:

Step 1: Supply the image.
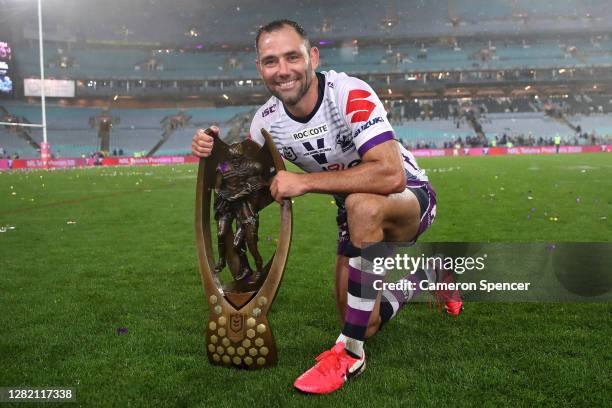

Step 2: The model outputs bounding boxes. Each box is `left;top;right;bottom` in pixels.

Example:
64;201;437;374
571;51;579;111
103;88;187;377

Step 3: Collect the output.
206;293;277;369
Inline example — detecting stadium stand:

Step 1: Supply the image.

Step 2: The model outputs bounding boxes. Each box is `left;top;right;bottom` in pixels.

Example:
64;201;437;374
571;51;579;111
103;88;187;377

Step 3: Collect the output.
0;103;255;158
13;37;612;81
3;0;612;158
3;99;611;158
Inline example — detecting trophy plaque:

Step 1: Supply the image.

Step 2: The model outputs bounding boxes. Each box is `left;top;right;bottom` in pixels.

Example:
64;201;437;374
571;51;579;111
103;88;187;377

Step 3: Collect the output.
195;128;292;369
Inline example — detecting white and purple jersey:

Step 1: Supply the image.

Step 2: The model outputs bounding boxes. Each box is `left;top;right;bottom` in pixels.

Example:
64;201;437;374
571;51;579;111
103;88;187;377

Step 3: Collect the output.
248;70;429;191
249;70;436;252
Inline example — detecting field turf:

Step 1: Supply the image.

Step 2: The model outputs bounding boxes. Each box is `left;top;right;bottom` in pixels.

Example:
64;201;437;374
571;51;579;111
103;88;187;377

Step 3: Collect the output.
1;153;611;407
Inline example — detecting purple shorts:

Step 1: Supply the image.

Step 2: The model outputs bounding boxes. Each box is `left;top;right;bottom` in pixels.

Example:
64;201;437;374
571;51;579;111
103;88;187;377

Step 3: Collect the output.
336;183;437;256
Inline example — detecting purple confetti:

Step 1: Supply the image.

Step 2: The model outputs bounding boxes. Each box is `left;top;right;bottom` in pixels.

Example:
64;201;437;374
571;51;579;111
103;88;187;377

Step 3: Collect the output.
117;327;128;335
530;207;536;212
546;244;556;251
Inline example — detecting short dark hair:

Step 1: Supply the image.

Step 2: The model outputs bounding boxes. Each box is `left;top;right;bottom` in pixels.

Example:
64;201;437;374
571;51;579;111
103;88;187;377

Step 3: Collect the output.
255;19;310;54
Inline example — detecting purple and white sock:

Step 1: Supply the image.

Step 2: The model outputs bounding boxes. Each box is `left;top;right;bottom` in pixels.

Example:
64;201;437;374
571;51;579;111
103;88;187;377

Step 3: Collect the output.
379;268;428;324
338;254;386;358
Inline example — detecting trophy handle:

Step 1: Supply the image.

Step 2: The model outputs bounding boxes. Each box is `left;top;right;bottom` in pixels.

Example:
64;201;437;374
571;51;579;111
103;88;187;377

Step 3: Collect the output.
256;129;292;312
195;153;223;301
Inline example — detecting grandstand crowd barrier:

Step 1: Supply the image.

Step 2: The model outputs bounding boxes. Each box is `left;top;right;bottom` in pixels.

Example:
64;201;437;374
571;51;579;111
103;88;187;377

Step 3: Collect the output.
0;154;198;171
410;144;611;157
1;145;610;172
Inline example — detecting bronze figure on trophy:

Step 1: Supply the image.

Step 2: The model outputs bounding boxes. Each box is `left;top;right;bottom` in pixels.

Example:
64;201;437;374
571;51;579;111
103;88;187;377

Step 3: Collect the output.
213;143;267;284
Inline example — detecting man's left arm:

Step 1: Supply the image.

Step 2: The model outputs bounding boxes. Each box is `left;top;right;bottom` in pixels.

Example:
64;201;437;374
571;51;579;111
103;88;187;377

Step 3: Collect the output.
269;139;406;202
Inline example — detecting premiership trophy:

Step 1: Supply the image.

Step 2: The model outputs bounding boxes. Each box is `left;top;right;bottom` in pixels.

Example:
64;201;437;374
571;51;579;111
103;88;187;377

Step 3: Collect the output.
195;128;292;368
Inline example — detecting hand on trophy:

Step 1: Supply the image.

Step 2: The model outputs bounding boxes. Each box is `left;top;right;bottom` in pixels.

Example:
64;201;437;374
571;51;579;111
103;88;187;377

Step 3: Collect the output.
270;170;308;203
192;126;218;157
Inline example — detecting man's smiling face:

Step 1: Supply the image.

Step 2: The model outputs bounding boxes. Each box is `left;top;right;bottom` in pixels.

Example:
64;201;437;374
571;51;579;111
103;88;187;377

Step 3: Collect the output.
256;25;318;107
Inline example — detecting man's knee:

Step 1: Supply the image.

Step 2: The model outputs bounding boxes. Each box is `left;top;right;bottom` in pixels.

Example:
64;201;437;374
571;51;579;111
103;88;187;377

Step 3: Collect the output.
345;193;384;225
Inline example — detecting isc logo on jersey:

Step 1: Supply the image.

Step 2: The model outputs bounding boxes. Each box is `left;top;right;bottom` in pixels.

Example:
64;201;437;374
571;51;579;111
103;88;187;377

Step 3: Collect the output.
261;104;277;117
291;123;329;141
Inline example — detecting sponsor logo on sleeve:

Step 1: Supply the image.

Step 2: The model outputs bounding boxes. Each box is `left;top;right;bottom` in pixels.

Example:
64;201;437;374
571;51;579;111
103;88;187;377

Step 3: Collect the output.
291;123;329;141
353;116;384;138
346;89;375;123
262;103;277;117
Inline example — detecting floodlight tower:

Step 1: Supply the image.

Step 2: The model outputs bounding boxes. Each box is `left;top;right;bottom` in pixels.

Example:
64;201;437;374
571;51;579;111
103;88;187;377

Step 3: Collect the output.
146;111;192;157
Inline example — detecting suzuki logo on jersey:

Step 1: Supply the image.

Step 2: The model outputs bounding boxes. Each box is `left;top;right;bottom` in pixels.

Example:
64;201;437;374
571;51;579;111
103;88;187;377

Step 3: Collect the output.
353;116;384;138
291;123;329;141
346;89;375;123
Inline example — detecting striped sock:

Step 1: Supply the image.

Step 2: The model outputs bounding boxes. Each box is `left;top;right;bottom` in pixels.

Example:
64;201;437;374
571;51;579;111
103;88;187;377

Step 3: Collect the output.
379;268;428;325
339;251;386;358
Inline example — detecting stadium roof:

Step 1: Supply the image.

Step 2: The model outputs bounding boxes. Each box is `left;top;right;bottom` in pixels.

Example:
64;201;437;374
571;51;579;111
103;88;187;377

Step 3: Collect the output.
4;0;612;47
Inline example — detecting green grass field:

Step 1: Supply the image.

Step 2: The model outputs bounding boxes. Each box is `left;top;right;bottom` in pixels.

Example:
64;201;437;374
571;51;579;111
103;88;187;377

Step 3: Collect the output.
1;153;611;407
